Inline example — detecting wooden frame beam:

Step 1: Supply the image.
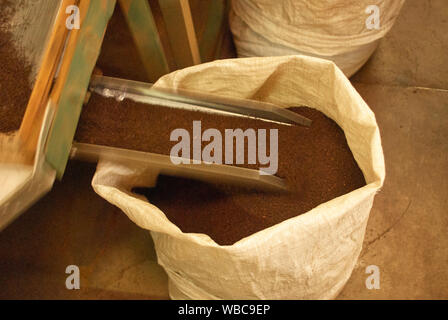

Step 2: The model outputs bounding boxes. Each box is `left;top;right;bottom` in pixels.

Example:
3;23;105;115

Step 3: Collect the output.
158;0;201;69
119;0;170;82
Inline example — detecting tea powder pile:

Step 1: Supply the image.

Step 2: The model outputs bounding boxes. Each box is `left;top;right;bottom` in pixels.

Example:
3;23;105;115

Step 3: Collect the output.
0;0;33;133
76;94;366;245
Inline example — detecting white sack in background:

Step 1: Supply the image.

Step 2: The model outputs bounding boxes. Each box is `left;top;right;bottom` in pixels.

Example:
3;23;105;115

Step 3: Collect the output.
230;0;405;77
92;55;385;299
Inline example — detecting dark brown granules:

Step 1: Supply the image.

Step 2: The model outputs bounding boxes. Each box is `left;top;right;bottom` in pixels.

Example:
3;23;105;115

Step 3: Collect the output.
0;0;33;133
76;94;366;245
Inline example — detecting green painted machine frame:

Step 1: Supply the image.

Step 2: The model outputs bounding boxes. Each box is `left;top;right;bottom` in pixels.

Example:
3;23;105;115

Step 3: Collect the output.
45;0;116;179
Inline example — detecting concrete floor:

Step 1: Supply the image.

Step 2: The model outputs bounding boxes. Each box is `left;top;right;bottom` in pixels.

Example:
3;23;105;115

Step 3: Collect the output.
0;0;447;299
341;0;448;299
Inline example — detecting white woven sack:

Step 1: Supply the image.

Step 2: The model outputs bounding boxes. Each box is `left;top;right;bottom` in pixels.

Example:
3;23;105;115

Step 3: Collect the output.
230;0;405;77
92;55;385;299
